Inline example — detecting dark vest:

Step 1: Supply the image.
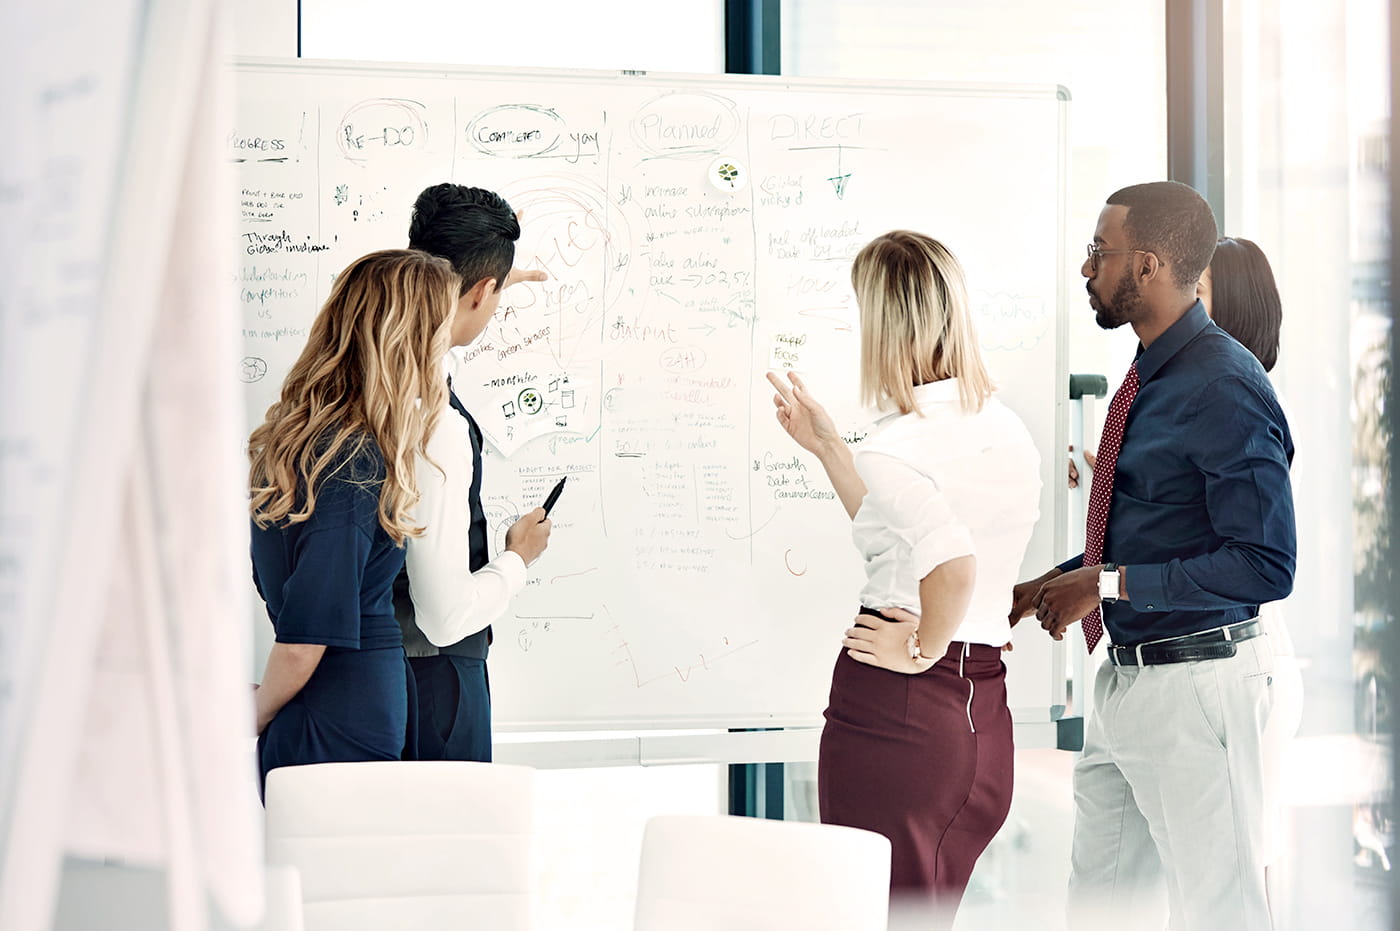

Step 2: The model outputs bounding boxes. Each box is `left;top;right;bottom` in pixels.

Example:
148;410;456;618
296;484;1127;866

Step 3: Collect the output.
395;384;492;658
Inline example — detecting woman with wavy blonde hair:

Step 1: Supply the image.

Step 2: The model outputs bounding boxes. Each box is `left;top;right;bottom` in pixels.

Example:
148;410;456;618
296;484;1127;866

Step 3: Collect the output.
249;248;457;794
768;231;1040;923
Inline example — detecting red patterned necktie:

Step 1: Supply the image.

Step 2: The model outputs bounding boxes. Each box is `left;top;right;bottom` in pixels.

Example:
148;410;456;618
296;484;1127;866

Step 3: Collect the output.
1081;361;1141;653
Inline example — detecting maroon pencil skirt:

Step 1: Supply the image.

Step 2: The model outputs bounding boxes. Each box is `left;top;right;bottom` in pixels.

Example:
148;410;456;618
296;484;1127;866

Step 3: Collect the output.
818;636;1015;906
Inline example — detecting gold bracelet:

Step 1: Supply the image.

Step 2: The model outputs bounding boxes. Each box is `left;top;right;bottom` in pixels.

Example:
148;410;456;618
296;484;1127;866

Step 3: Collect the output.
907;630;935;664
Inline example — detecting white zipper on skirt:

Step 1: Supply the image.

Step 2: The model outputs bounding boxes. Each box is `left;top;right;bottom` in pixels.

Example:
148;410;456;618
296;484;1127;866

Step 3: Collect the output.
960;642;976;734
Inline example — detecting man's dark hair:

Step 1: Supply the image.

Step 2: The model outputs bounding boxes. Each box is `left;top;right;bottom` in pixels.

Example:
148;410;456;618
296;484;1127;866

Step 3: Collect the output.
1106;181;1219;290
1209;236;1282;372
408;184;519;295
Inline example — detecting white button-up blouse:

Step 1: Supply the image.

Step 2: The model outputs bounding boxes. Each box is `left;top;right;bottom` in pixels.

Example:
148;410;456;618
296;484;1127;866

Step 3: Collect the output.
851;379;1042;647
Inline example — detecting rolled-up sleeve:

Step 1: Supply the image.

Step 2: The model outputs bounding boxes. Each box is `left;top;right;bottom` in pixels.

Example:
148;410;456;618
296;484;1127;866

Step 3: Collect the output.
1127;376;1296;610
854;451;975;579
404;415;527;646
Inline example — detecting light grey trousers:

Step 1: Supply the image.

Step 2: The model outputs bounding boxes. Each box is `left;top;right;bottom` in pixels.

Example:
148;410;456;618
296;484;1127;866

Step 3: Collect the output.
1067;634;1276;931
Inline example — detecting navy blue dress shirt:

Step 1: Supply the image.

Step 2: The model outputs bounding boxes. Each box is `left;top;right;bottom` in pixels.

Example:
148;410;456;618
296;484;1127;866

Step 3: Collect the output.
1059;301;1296;644
251;439;406;652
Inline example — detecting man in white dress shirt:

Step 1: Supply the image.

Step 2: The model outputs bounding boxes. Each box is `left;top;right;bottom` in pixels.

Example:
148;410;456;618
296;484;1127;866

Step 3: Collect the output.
394;183;552;761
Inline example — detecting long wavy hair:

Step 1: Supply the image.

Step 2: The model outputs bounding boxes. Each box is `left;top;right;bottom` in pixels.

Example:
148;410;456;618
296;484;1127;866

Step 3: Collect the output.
249;249;458;544
853;230;993;415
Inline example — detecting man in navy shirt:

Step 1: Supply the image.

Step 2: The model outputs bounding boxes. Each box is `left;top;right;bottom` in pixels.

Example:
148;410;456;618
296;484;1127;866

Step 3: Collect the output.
1011;181;1295;930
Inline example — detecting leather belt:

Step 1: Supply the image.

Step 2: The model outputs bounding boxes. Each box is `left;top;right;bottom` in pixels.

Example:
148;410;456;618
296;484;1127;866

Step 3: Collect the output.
1107;619;1263;667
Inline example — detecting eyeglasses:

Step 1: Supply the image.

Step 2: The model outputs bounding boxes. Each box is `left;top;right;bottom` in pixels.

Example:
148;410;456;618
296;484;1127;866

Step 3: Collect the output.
1085;243;1150;272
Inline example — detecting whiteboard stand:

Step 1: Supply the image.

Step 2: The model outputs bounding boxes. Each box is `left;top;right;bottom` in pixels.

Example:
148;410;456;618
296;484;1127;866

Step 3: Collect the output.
1059;373;1107;752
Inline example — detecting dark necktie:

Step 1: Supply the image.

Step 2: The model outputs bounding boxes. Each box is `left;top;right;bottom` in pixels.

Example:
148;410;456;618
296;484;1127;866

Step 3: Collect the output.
1081;360;1140;653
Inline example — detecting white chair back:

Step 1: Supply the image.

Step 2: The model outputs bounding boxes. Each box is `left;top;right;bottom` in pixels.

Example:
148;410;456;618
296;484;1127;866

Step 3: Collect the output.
265;761;534;931
258;865;305;931
634;814;891;931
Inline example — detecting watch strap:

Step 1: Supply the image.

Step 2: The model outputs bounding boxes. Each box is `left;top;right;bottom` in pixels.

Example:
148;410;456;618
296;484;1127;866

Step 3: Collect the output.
1099;563;1120;602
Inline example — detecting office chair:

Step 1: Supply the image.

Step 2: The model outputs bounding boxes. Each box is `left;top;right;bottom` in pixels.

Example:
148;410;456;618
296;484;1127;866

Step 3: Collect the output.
634;814;891;931
265;761;534;931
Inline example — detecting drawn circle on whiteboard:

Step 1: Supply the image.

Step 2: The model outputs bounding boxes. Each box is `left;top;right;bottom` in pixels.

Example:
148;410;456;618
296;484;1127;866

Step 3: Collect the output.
784;548;807;577
518;387;544;415
708;156;748;192
240;357;268;383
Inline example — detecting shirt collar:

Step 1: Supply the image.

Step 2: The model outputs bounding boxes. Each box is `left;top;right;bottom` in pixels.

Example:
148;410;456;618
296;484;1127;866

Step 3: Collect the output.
1135;300;1210;383
912;378;961;404
874;378;961;423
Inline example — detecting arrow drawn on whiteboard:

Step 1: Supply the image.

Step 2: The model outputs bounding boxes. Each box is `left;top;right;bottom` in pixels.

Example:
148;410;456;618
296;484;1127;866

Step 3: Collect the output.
786;144;884;199
828;144;850;198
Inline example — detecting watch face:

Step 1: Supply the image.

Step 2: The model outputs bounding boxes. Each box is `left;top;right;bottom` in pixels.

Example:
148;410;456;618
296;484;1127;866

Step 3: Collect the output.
1099;570;1118;599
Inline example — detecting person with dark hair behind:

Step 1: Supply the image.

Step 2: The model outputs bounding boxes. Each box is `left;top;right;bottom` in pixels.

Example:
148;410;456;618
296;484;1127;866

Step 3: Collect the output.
1198;236;1282;372
395;182;552;762
1197;236;1301;907
1013;182;1295;930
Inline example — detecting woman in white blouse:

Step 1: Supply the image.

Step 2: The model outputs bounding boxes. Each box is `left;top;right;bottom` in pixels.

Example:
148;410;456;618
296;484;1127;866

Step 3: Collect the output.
767;231;1041;921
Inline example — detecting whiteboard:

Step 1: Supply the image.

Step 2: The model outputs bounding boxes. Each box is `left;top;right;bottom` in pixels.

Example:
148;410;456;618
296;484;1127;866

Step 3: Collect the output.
233;60;1069;730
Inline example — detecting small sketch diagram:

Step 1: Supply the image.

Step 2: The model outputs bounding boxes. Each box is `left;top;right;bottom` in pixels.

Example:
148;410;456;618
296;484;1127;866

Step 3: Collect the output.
707;156;749;192
483;500;521;559
517;387;544;415
240;356;268;383
478;373;593;457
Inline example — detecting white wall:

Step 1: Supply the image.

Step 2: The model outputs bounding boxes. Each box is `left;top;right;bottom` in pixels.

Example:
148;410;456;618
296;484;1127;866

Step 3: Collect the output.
229;0;297;57
781;0;1168;385
299;0;725;73
232;0;726;71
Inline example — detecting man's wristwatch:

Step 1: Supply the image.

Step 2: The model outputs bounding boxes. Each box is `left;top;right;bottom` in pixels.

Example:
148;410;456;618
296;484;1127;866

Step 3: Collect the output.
1098;562;1121;603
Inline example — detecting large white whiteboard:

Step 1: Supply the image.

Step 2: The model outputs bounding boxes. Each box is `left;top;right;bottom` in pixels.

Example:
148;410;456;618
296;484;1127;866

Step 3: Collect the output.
233;60;1069;730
